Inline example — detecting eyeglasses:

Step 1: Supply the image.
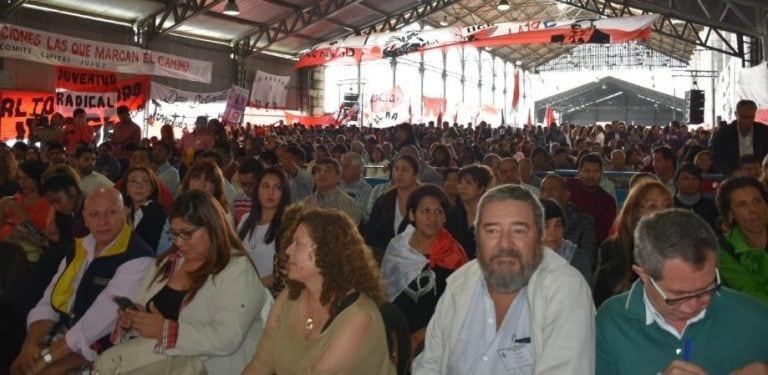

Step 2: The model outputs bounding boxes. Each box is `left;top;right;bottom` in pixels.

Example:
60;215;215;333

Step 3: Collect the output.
648;268;722;306
128;179;152;187
169;227;201;242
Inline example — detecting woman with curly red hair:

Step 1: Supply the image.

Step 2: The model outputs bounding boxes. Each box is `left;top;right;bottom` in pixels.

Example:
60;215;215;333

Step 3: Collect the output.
243;208;395;375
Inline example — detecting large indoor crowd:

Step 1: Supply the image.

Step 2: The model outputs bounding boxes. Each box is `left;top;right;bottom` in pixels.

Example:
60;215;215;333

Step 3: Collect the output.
0;99;767;374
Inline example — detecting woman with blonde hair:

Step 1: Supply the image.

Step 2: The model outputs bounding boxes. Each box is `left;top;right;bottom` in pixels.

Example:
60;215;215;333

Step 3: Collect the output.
243;208;395;375
593;180;673;306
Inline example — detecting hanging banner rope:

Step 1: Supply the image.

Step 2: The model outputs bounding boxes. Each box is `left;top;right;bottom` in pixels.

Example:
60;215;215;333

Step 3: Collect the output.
295;15;656;69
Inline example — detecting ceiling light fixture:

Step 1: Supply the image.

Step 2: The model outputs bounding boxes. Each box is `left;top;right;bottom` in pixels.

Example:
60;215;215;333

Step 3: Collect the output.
440;16;449;27
497;0;511;11
223;0;240;16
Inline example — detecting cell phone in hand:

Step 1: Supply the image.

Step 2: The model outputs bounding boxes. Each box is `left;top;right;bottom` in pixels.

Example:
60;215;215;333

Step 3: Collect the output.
112;296;139;311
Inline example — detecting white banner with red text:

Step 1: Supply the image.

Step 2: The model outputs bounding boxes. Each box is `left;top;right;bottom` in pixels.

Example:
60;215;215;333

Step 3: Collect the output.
0;23;212;83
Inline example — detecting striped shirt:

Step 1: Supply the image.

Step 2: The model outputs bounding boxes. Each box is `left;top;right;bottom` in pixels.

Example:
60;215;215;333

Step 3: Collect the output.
302;186;360;225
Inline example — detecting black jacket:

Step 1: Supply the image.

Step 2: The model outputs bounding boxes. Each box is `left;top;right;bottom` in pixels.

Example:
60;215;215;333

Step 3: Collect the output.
711;122;768;176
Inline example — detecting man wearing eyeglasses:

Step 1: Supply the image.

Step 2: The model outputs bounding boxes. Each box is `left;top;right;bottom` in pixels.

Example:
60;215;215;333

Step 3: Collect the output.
596;209;768;375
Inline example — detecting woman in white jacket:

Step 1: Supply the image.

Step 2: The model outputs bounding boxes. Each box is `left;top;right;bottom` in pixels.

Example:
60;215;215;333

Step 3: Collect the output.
104;190;273;374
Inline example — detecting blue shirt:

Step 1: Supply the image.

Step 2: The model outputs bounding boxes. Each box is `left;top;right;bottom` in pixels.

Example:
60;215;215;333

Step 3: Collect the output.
447;279;533;375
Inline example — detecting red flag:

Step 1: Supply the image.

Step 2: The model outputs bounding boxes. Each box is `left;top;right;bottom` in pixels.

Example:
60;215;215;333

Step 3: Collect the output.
526;109;532;128
545;106;556;126
512;69;520;111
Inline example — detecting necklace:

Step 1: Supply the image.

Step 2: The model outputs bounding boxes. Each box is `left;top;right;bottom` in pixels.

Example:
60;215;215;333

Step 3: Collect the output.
305;317;314;333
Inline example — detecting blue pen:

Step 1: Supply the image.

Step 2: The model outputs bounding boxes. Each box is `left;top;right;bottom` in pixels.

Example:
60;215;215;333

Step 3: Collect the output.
682;338;693;361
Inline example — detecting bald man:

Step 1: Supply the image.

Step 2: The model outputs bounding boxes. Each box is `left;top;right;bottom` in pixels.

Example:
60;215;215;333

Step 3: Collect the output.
496;157;539;195
13;188;154;374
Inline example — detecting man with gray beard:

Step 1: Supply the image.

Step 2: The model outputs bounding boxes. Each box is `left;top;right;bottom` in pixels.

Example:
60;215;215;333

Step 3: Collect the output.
413;185;594;375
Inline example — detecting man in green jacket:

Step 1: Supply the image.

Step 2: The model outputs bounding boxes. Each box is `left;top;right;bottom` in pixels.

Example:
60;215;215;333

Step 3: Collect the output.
597;209;768;375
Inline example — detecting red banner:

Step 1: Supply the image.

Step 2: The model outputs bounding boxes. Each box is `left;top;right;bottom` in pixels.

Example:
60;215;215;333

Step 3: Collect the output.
0;90;55;141
55;66;149;119
296;15;656;69
284;111;336;126
512;69;520;111
423;96;446;117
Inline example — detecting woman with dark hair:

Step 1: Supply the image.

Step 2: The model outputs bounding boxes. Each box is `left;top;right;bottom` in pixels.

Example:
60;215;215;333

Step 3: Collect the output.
366;154;422;260
428;143;456;170
178;160;230;214
121;166;168;252
381;184;467;350
593;181;672;307
238;167;291;289
365;145;390;179
540;197;592;284
530;146;552;172
0;160;51;259
395;123;418;152
445;164;495;258
102;190;272;374
715;176;768;304
243;208;395;375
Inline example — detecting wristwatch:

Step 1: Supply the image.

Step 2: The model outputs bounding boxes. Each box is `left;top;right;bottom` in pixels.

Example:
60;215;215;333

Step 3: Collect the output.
40;348;53;365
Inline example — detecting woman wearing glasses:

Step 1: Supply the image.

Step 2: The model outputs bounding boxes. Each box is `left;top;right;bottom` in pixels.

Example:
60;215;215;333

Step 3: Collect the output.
120;166;168;253
98;190;272;374
593;180;673;307
715;176;768;304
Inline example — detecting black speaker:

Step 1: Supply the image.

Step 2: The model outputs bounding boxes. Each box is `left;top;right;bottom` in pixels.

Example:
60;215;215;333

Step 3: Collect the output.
685;90;705;124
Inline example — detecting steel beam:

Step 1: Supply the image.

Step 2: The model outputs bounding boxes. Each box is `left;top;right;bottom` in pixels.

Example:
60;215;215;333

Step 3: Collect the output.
555;0;767;61
1;0;27;19
234;0;365;57
136;0;226;47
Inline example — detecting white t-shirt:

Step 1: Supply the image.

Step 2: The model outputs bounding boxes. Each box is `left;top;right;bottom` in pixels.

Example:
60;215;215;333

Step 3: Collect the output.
237;214;275;278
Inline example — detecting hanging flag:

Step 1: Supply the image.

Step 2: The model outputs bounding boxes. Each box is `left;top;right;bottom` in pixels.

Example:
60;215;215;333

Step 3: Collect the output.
422;96;447;118
295;15;657;69
526;109;532;128
545;106;556;126
250;70;290;109
512;68;520;111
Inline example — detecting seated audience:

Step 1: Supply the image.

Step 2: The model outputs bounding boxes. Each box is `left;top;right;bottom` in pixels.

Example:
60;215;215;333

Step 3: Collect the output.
593;181;672;307
367;154;422;261
597;209;768;374
120;166;168;253
101;190;272;374
539;197;592;284
715;176;768;304
413;185;594;374
445;164;494;259
238;167;291;289
381;184;467;351
243;208;396;374
673;162;718;230
11;189;154;374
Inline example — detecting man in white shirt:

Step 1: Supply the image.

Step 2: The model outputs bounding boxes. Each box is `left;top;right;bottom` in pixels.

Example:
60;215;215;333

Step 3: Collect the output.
11;188;154;374
414;185;595;374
